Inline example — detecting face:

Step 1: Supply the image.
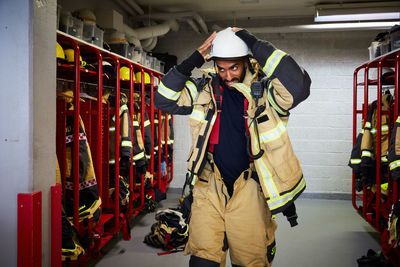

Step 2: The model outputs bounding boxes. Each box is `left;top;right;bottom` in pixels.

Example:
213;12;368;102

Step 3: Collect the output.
215;58;247;88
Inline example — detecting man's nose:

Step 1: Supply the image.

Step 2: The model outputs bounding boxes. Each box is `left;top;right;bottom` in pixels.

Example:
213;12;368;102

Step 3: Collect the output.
226;71;232;81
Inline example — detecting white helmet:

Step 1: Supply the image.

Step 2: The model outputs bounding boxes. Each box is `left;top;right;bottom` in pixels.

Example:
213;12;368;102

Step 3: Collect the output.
208;27;250;61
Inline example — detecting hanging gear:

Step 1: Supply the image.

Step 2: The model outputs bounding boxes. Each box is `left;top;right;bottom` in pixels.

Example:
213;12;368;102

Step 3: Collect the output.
208;27;250;61
143;209;189;251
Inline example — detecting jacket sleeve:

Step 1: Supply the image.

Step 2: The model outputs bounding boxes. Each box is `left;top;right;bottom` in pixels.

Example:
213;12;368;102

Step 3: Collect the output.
119;104;132;159
155;51;206;115
132;112;146;168
143;108;153;160
236;29;311;113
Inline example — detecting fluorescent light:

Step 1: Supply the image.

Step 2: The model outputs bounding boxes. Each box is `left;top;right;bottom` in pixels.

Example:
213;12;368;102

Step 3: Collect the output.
315;2;400;22
315;12;400;22
298;21;399;31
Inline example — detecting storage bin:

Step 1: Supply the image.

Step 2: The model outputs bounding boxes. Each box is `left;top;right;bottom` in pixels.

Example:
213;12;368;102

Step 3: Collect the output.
390;25;400;51
60;12;83;39
132;49;142;63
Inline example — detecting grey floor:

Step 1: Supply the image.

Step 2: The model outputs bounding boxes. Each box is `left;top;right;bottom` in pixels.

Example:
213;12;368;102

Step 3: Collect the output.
92;192;381;267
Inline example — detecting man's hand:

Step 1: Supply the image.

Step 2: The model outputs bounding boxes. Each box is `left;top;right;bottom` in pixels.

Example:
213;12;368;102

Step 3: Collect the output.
197;31;216;60
231;27;243;33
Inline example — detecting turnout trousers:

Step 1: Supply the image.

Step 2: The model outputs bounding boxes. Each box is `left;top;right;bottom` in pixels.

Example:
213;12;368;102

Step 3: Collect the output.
185;155;277;267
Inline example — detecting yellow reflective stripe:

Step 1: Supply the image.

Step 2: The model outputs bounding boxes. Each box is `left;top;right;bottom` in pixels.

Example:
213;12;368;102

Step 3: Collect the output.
350;159;361;164
361;151;372;158
267;83;287;116
161;115;166;119
189;109;206;122
168;140;174;144
390;160;400;170
267;176;306;211
397;116;400;123
262;50;287;78
121;140;132;147
371;125;389;134
109;159;115;164
158;82;181;101
233;83;252;100
381;183;388;191
62;242;78;253
154;119;159;123
133;121;139;126
146;154;151;159
178;225;189;236
250;124;279;198
109;127;115;132
168;114;172;120
381;156;388;162
144;120;150;127
133;151;145;161
185;80;198;102
259;121;286;143
360;129;365;134
187;171;198;185
119;104;128;116
365;122;371;128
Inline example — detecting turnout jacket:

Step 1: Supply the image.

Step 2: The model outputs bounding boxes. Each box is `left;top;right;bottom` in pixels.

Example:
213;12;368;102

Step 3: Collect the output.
155;29;311;214
388;115;400;181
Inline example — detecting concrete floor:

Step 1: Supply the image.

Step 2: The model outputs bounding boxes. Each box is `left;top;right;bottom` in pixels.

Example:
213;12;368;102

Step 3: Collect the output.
93;192;381;267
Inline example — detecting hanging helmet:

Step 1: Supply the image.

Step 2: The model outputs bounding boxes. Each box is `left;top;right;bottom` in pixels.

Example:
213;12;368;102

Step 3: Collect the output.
64;49;86;67
120;66;135;81
135;72;151;84
208;27;250;61
56;42;66;60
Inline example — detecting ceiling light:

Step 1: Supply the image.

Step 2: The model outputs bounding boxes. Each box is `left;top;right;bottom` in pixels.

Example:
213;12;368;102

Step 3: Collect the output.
315;2;400;22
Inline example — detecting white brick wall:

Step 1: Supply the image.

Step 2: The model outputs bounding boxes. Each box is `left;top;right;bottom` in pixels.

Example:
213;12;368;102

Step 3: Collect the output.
155;27;380;194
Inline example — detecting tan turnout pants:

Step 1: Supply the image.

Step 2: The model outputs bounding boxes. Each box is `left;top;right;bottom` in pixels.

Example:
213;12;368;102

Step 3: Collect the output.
185;155;277;267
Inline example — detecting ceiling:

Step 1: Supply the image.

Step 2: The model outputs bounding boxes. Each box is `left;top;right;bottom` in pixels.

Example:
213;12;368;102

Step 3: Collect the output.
134;0;398;22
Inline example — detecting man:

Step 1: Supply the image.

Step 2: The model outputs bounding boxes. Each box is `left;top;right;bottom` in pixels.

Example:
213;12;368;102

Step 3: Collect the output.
155;27;311;267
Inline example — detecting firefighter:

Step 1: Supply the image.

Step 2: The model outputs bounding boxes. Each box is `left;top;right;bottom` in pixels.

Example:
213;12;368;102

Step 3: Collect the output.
155;27;311;267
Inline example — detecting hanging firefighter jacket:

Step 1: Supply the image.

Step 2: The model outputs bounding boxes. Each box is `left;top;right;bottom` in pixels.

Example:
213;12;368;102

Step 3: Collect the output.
388;115;400;181
57;90;101;222
133;97;152;166
349;92;392;190
161;114;174;164
155;39;311;215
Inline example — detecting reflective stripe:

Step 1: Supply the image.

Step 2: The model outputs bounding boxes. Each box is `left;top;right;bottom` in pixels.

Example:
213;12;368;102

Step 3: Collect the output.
133;151;145;161
362;151;372;158
188;171;198;185
267;176;306;211
168;140;174;144
250;123;279;199
154;119;159;123
121;140;132;147
267;84;287;116
390;160;400;171
119;104;128;116
259;121;286;143
365;122;371;128
158;82;181;101
144;120;150;127
65;178;97;190
371;125;389;134
133;121;139;127
154;146;159;150
397;116;400;123
109;127;115;132
350;159;361;164
168;114;172;120
66;133;86;143
262;50;287;78
186;80;198;102
381;183;388;191
381;156;388;163
360;129;365;134
233;83;252;100
146;154;151;159
109;159;115;164
189;109;206;122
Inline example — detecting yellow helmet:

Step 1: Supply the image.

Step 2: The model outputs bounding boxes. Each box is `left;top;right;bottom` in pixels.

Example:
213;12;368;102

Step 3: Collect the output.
120;66;135;81
64;49;86;67
135;72;151;84
56;42;65;60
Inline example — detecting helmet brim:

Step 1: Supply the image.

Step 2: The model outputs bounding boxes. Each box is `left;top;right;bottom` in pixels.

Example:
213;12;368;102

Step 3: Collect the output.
207;55;250;62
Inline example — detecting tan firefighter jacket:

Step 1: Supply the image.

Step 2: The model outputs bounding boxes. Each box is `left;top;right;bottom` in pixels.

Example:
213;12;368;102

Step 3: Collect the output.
155;31;311;214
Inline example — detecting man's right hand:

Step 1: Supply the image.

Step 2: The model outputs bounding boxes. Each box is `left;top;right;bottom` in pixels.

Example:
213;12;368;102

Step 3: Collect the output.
197;31;216;60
